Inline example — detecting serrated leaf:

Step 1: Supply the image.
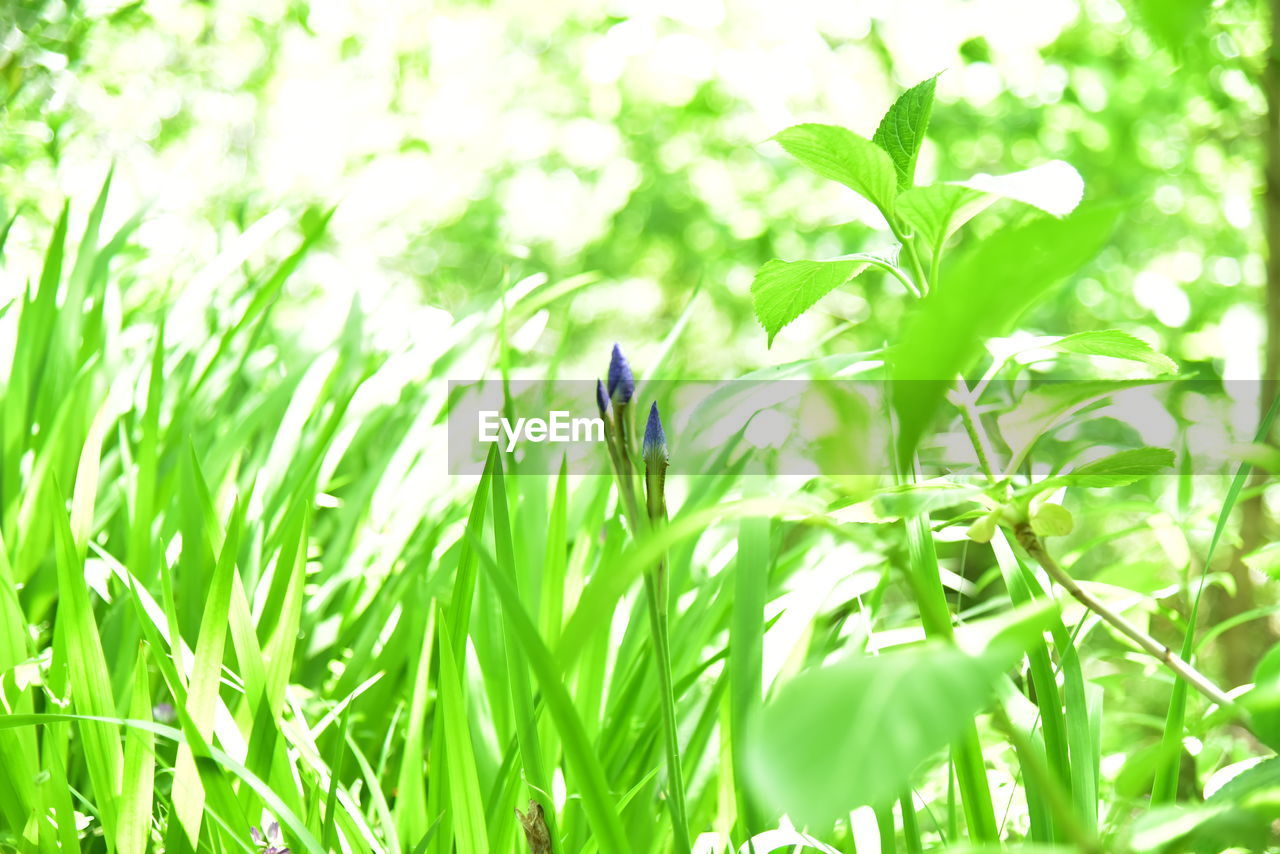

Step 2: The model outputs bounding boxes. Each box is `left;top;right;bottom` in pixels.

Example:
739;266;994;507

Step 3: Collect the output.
891;206;1120;463
963;160;1084;217
774;124;897;214
751;258;870;346
1244;542;1280;578
1049;330;1178;374
995;379;1159;466
897;184;993;251
871;74;938;191
898;161;1085;256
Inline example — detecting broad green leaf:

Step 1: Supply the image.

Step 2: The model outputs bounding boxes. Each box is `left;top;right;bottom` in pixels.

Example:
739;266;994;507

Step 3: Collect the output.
748;637;1043;826
774;124;897;213
963;160;1084;217
897;184;993;252
871;74;938;191
891;206;1120;463
898;161;1085;256
995;379;1159;466
751;258;870;346
1048;330;1178;374
1207;755;1280;804
1128;804;1233;852
1246;645;1280;751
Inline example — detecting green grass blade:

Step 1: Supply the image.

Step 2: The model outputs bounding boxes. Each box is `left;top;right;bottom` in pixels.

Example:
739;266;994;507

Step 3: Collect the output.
467;532;631;853
436;609;491;854
48;477;122;837
730;515;770;836
117;645;156;854
171;497;244;847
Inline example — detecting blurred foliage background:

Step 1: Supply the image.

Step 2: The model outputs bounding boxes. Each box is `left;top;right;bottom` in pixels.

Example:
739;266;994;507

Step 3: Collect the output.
1;0;1270;378
4;0;1280;849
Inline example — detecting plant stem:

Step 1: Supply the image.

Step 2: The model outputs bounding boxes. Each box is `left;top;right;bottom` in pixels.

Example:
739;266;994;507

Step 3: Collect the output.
952;380;1000;484
604;412;691;853
1011;522;1236;710
990;706;1103;854
902;508;1000;844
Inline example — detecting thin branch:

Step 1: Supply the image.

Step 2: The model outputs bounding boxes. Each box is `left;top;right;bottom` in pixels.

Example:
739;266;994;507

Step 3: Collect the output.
1011;522;1236;710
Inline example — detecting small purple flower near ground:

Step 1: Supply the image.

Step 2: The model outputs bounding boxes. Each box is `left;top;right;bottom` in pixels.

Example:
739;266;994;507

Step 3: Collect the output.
643;401;667;467
250;821;291;854
596;378;610;416
607;343;634;404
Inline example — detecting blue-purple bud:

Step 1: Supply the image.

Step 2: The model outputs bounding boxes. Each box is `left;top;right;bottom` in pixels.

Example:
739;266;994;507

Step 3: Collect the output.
607;343;635;404
643;401;668;468
596;379;610;417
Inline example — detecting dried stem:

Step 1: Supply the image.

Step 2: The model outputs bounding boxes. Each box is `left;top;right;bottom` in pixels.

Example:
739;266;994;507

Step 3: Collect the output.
1012;521;1236;710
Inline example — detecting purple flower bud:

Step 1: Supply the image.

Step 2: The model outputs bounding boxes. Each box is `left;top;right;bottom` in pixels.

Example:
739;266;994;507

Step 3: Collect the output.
596;378;610;416
607;343;635;404
643;401;668;468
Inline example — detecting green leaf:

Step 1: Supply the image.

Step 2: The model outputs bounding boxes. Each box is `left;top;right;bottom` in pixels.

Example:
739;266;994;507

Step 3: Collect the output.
751;258;870;346
891;206;1120;463
962;160;1084;217
436;611;491;854
995;379;1159;467
1128;804;1233;852
1244;542;1280;578
1048;330;1178;374
898;161;1085;257
871;74;938;191
748;642;1028;825
1018;448;1176;499
774;124;897;213
117;646;155;854
1030;502;1074;537
897;184;993;251
1246;645;1280;751
49;478;123;837
171;498;244;847
1068;447;1176;482
1207;755;1280;805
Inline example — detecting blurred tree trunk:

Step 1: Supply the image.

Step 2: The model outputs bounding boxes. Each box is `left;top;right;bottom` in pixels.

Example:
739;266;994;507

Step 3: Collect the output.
1214;0;1280;687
